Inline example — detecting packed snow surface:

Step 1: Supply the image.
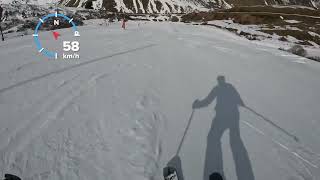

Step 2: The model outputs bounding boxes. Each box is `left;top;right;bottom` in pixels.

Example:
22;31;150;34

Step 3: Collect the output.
1;21;320;180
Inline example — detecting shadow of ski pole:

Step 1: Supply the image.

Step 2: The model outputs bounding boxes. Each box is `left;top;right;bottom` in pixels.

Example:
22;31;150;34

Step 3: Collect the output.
244;106;299;142
164;109;195;180
176;109;195;155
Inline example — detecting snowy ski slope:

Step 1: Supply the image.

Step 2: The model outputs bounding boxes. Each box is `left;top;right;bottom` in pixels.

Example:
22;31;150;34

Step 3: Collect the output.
0;21;320;180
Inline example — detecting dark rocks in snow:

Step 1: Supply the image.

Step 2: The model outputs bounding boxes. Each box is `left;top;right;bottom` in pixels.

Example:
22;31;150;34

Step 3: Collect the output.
170;16;179;22
288;45;307;57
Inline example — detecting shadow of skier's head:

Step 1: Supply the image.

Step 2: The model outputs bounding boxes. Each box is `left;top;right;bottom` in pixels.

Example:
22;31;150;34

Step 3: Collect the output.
215;75;244;113
217;75;226;86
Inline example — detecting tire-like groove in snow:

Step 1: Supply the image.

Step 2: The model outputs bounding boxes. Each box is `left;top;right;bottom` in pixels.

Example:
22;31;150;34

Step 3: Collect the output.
0;44;156;94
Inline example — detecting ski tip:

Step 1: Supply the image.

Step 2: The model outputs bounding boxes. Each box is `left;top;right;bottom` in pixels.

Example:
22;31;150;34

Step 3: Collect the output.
163;166;179;180
209;172;223;180
4;174;21;180
163;166;177;176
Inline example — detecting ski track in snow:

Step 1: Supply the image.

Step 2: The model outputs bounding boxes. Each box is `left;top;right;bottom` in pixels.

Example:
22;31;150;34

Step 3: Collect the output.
1;62;164;179
1;21;320;180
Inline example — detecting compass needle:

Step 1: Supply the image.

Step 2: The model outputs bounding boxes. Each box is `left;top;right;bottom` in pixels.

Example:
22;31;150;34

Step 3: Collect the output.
53;31;60;40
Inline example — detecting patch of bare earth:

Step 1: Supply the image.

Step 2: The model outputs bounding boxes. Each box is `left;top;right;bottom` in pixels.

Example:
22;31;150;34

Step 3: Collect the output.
182;6;320;61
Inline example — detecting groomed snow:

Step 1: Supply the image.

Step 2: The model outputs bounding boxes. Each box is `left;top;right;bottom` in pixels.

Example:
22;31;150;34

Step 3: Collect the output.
0;21;320;180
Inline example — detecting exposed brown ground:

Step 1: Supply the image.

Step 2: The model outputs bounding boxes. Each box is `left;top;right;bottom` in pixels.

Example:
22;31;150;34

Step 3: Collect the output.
182;6;320;46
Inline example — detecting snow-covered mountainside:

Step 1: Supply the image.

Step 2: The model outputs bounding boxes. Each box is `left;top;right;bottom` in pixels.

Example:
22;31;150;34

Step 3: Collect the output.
223;0;318;8
1;0;319;13
61;0;212;13
59;0;320;13
1;0;58;6
312;0;320;8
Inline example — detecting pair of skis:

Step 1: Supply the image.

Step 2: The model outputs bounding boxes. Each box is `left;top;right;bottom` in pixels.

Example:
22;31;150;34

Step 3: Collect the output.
163;164;223;180
163;110;223;180
2;108;219;180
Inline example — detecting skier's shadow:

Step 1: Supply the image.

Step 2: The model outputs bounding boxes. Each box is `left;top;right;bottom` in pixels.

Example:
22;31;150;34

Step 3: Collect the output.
193;76;255;180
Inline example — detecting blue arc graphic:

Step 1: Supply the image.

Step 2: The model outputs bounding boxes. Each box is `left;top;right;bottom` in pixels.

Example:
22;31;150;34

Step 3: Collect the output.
33;13;78;59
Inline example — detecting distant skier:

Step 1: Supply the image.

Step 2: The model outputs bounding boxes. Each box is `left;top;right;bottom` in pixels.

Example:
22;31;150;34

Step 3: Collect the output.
121;18;126;30
104;19;108;26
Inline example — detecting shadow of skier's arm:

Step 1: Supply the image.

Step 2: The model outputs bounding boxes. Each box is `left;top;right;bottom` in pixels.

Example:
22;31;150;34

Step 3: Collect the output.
193;87;217;109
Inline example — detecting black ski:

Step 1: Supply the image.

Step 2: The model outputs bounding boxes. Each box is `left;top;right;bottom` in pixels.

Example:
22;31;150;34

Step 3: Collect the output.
4;174;21;180
210;172;223;180
163;166;179;180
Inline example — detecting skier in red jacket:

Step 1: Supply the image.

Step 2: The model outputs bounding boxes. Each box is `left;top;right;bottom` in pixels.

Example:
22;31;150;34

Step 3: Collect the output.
121;18;126;30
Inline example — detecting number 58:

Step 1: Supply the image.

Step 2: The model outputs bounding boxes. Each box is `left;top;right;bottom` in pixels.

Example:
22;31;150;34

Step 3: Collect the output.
63;41;80;52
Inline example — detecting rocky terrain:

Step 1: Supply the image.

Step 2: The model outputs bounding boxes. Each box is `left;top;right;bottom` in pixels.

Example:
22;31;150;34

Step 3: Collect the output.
1;0;319;14
59;0;320;13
